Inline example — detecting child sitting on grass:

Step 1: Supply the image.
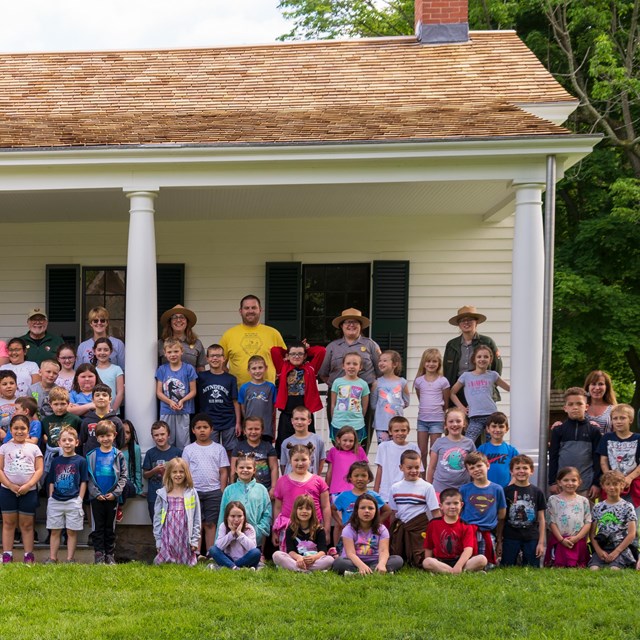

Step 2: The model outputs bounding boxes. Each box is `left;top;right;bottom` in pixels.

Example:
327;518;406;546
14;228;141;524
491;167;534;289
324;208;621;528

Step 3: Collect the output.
209;501;261;570
273;494;334;572
333;494;403;575
422;488;487;574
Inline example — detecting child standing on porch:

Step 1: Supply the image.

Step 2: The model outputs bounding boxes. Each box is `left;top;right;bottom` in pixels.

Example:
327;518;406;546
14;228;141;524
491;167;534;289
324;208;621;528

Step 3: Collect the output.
450;345;510;443
413;348;450;469
370;350;410;445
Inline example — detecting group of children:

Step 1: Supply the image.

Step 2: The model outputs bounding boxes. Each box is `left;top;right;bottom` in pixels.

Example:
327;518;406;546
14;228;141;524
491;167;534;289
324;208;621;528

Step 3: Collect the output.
0;332;639;574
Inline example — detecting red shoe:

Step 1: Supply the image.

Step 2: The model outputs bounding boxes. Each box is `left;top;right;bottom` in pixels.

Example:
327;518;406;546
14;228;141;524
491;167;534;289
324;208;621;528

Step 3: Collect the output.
116;506;124;523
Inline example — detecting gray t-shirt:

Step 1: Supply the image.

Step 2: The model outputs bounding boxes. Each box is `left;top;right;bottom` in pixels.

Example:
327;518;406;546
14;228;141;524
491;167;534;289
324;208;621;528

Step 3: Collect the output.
280;433;326;475
457;371;499;417
431;436;476;493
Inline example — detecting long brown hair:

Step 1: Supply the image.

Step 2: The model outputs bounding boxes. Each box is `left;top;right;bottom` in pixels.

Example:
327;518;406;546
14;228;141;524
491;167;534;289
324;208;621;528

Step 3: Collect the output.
289;494;320;539
348;494;382;534
583;370;617;405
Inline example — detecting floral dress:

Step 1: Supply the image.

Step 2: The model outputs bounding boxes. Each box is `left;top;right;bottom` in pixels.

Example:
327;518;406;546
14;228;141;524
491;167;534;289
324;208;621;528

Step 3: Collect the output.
154;496;197;566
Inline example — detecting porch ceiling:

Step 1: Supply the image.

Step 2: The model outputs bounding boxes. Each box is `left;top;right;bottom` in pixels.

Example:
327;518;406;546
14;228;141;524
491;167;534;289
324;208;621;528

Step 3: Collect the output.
0;179;512;223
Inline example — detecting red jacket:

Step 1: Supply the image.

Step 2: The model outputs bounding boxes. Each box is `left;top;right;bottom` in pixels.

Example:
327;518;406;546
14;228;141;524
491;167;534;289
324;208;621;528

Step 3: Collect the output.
270;345;326;413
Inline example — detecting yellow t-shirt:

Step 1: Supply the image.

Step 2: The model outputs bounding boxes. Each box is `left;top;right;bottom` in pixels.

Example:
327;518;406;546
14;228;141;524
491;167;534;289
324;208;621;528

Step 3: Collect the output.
219;323;286;386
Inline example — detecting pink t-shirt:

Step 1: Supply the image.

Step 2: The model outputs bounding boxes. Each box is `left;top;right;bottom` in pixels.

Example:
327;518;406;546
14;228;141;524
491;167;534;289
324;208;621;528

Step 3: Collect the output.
0;440;42;488
273;474;329;522
0;341;8;359
326;446;368;494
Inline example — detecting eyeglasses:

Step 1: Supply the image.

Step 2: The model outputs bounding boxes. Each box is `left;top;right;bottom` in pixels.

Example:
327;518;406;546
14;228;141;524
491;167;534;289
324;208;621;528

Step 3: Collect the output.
458;317;475;324
8;348;24;353
91;318;108;324
342;320;360;326
171;314;186;321
288;352;305;358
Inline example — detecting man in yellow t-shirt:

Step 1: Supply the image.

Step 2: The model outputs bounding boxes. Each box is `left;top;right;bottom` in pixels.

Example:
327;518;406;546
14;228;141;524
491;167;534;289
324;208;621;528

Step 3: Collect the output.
219;295;286;387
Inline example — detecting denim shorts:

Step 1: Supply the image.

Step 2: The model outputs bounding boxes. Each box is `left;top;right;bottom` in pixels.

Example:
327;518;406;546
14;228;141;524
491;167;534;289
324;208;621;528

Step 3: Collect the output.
0;486;39;516
417;420;444;434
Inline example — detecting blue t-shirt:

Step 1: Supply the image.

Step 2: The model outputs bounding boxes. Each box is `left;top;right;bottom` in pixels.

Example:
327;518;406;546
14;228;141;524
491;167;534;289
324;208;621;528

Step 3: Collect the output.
142;445;182;504
70;390;93;405
477;442;519;488
46;454;88;501
3;419;41;444
334;490;385;525
460;481;506;530
197;370;238;431
155;362;198;415
94;448;117;495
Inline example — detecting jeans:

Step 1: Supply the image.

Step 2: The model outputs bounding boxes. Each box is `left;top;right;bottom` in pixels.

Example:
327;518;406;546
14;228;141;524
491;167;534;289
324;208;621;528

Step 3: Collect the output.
501;538;540;568
466;415;489;443
209;545;261;569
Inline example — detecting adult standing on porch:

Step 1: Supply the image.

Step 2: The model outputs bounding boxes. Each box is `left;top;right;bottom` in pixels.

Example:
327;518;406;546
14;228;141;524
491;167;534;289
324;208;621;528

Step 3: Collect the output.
443;305;502;407
219;295;286;387
319;308;381;446
158;305;206;372
76;306;126;369
20;308;63;366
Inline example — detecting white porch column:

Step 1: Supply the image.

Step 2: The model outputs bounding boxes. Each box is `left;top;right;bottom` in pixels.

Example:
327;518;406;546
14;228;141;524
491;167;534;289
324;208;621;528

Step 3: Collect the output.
510;183;544;464
124;190;158;454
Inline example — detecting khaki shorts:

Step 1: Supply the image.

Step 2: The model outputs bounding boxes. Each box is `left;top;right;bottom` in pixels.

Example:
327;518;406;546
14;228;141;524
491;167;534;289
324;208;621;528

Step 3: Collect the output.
46;496;85;531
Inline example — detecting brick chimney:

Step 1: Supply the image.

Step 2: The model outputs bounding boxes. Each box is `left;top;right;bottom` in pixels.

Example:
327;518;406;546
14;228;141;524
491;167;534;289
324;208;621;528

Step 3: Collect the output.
415;0;469;44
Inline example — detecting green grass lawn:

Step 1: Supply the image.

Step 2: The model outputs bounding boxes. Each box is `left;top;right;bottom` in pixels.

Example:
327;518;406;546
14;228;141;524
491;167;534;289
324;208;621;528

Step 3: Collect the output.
0;564;637;640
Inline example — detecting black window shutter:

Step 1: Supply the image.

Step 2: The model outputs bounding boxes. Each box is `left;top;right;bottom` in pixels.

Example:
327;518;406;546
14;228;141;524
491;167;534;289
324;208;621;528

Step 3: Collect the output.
46;265;80;344
265;262;302;343
157;264;185;323
371;261;410;375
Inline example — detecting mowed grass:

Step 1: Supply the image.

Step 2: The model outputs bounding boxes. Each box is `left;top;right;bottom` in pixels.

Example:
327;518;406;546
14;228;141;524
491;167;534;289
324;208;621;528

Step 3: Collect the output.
0;564;638;640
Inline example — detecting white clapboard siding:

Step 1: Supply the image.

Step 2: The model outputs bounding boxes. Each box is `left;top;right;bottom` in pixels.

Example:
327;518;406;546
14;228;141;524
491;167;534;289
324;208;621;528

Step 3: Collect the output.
0;212;513;437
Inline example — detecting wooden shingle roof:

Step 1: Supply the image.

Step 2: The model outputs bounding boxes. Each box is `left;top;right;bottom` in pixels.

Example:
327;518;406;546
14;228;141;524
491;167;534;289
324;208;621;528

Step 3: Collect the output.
0;32;574;148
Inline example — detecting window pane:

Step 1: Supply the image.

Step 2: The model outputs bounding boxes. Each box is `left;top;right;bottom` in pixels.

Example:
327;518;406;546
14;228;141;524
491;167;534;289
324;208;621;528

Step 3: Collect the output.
304;265;325;292
106;270;126;295
85;295;104;312
105;295;125;321
302;263;370;346
85;270;105;295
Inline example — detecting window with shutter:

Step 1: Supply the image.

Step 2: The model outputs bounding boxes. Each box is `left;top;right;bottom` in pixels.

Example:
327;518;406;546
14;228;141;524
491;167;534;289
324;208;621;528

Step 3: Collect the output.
46;265;80;344
47;264;184;344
